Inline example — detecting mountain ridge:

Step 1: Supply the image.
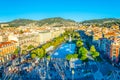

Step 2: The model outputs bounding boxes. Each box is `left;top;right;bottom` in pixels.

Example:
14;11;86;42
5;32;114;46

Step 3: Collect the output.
0;17;76;27
81;18;120;27
0;17;120;27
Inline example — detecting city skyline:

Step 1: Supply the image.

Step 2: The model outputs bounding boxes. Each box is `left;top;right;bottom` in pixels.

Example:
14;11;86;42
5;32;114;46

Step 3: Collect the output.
0;0;120;22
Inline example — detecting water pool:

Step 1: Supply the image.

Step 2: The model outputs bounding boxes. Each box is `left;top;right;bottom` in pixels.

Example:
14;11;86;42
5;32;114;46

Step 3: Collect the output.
51;43;76;58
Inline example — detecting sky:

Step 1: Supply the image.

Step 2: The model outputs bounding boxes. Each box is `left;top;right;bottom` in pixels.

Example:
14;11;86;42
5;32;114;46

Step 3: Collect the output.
0;0;120;22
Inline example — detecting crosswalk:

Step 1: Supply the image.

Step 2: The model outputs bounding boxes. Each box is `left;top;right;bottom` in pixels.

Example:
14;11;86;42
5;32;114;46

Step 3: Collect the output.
51;58;67;80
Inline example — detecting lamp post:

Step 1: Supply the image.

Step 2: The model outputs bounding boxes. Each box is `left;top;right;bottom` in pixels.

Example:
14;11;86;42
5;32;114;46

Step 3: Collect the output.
111;56;114;67
72;69;74;80
46;60;49;79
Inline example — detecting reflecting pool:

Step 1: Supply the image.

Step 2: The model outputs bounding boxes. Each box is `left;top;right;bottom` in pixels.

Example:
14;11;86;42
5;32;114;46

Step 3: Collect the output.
51;43;76;58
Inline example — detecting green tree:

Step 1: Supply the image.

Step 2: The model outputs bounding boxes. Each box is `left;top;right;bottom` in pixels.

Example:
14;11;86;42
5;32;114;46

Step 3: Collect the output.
76;40;83;47
22;50;27;55
42;42;51;50
73;54;78;58
36;48;45;58
27;45;34;50
79;47;88;55
31;53;37;59
66;54;73;60
78;47;88;61
90;45;100;59
46;55;51;61
80;55;87;61
74;32;80;39
14;47;20;55
30;48;45;59
92;52;99;58
90;45;96;53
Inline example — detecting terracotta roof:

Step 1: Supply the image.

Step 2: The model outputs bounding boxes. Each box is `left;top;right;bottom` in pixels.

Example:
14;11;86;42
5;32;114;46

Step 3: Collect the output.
0;41;16;48
105;32;116;36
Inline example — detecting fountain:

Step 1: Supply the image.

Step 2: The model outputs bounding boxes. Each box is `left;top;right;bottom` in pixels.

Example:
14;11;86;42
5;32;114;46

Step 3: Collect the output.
68;34;72;51
69;34;72;42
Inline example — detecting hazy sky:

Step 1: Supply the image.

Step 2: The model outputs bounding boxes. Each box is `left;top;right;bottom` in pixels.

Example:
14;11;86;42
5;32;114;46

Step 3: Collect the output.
0;0;120;22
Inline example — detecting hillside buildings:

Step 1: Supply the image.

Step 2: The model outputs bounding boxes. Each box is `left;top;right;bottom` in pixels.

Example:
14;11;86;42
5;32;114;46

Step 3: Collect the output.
78;25;120;63
0;26;65;63
0;24;120;64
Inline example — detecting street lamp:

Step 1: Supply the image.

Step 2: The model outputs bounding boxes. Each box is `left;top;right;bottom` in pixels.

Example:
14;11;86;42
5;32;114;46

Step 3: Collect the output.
47;60;49;78
72;69;74;80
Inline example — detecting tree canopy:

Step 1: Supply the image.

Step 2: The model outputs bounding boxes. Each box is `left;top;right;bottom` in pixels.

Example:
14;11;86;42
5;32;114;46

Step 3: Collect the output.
76;40;83;48
90;45;100;59
78;47;88;61
66;54;78;60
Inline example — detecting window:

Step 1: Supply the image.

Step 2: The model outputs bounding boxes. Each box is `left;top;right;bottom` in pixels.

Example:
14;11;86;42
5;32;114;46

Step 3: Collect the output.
112;48;116;54
113;56;116;62
119;48;120;54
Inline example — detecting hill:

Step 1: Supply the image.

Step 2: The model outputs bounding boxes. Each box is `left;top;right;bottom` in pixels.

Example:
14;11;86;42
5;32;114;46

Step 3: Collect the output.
0;17;76;27
81;18;120;27
1;18;120;28
36;17;76;27
5;19;35;27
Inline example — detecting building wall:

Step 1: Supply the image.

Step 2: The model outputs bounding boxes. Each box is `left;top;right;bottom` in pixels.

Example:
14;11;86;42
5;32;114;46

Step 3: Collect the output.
0;36;2;42
0;41;17;63
0;35;8;42
39;31;52;44
19;34;39;49
110;44;120;62
0;24;9;28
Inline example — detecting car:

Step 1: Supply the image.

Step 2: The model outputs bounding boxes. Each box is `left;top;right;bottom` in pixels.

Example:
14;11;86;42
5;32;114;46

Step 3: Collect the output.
0;71;2;78
6;61;12;67
0;66;4;70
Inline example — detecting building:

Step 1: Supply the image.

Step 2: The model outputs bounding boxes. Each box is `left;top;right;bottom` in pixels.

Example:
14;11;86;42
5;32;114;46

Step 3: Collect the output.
0;24;9;28
110;37;120;62
0;35;8;42
51;29;64;39
37;30;52;44
38;29;64;44
0;41;17;63
99;38;111;57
